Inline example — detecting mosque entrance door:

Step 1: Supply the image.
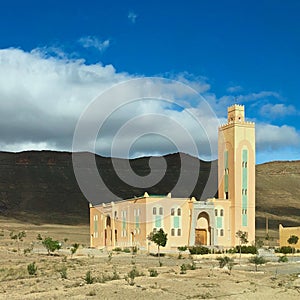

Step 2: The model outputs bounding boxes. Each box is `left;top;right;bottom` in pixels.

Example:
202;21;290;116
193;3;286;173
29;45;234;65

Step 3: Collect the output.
195;229;207;245
195;212;210;245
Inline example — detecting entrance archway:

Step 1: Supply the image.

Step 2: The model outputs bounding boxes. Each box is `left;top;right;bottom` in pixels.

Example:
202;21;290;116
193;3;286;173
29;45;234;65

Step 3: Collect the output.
195;212;210;245
105;215;112;246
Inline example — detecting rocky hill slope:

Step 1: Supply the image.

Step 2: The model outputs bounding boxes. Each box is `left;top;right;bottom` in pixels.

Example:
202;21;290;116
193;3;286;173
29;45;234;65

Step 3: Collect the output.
0;151;299;229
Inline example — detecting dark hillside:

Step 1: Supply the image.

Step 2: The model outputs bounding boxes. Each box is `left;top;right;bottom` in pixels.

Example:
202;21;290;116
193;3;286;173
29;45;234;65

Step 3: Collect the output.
0;151;299;230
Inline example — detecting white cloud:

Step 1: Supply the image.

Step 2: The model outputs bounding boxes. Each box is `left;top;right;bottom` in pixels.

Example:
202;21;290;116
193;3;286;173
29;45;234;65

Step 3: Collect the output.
0;47;299;163
256;123;300;150
128;11;137;23
78;36;110;52
227;85;243;93
259;103;297;118
239;91;280;102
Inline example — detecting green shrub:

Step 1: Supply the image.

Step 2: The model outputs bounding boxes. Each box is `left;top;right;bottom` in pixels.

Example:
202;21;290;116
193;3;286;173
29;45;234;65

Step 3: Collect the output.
180;264;187;274
70;243;80;257
235;245;257;254
178;246;187;252
148;268;158;277
27;262;37;276
112;247;122;252
276;246;293;254
123;248;131;253
42;237;61;255
124;266;143;285
278;255;288;263
249;256;267;272
188;246;210;255
59;266;67;279
85;271;94;284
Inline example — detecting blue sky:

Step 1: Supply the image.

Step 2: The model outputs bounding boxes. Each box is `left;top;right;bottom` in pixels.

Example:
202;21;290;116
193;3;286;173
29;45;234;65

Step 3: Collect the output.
0;0;299;164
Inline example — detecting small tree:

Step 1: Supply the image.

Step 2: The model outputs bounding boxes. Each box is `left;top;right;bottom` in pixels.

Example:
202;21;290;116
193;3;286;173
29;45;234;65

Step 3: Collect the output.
148;229;167;265
287;235;299;254
236;230;248;265
249;255;266;272
42;237;61;255
10;231;26;254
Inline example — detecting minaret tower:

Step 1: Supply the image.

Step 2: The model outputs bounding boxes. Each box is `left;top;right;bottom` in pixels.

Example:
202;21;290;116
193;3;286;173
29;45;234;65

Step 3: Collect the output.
218;104;255;245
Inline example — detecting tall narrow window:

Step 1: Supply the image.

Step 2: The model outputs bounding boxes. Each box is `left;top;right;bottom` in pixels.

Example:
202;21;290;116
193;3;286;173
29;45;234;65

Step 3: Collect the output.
153;207;157;215
171;228;175;236
159;207;163;215
220;209;224;217
215;209;218;216
171;208;175;216
177;208;181;216
177;229;181;236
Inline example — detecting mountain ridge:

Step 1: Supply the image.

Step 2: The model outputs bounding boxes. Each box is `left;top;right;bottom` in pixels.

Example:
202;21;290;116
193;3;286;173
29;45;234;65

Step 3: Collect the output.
0;150;299;230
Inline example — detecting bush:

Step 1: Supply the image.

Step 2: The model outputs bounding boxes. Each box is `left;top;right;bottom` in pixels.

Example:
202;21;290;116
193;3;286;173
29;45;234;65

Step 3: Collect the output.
217;256;233;268
180;263;196;274
123;248;131;253
124;266;143;285
180;264;187;274
178;246;187;252
70;243;80;256
235;245;257;254
148;268;158;277
85;271;94;284
59;266;67;279
27;262;37;276
278;255;288;263
188;246;210;255
112;247;122;252
42;237;61;255
249;256;267;272
276;246;293;254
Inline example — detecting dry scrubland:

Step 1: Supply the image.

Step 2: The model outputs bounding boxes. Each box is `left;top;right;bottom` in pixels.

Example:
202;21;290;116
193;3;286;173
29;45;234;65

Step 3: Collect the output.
0;217;300;299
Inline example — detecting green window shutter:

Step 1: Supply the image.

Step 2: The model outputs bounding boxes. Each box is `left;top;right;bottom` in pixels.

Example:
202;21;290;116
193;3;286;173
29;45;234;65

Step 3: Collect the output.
217;217;222;229
225;174;228;192
173;216;180;229
242;214;248;226
224;150;228;168
135;216;139;228
155;216;161;228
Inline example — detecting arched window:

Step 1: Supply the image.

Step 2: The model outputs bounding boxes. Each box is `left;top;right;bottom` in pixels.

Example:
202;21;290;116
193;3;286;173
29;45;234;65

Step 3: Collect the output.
171;228;175;236
153;207;157;215
177;208;181;216
159;207;163;215
171;208;175;216
220;209;224;217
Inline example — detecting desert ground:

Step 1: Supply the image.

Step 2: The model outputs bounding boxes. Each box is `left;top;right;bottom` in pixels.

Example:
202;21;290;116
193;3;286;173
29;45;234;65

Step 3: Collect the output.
0;217;299;300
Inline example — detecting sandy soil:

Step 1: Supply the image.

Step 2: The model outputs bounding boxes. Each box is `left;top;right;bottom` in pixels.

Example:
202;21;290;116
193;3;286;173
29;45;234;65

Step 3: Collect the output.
0;217;299;300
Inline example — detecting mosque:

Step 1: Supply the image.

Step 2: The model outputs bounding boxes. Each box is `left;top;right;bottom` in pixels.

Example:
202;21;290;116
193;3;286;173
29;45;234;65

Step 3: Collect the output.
89;104;255;250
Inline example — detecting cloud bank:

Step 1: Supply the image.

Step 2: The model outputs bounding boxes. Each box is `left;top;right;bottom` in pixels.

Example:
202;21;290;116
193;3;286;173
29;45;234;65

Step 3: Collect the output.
0;48;299;163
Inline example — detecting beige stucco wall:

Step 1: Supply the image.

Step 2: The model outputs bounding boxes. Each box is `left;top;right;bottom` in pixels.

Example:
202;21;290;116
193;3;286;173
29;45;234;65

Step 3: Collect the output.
90;195;193;251
279;224;300;249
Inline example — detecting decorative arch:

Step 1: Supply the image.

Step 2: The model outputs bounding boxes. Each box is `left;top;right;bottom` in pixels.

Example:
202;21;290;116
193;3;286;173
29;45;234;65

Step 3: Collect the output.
195;211;211;245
